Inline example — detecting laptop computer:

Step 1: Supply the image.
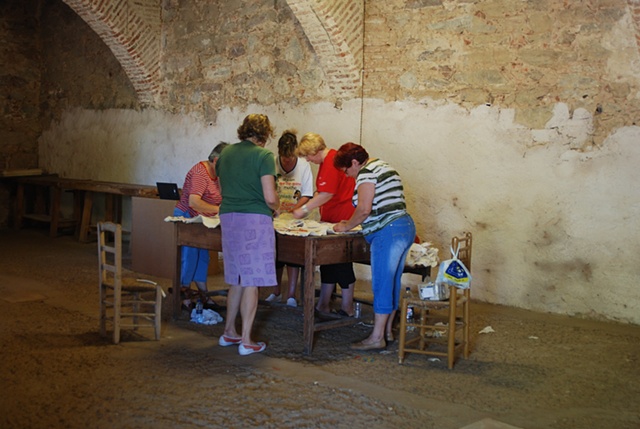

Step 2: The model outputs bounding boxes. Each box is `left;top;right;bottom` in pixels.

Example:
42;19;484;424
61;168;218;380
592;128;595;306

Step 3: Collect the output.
156;182;180;200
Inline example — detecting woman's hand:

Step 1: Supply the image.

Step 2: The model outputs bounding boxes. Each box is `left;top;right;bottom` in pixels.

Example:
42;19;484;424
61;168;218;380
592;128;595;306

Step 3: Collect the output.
333;220;350;232
292;207;306;219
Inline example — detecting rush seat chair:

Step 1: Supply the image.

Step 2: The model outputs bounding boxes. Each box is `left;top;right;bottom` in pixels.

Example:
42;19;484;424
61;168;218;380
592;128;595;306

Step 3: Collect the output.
398;232;472;369
98;221;164;344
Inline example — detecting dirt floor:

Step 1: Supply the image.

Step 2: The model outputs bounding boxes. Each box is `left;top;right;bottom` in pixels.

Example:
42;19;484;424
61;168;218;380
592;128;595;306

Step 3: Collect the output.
0;227;639;429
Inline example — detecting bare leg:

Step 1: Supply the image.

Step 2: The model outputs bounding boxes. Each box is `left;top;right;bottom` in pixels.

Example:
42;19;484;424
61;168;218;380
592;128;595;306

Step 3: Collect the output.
195;280;213;304
367;313;389;343
316;282;335;313
267;268;282;302
222;285;242;338
180;286;192;306
240;286;259;345
286;266;299;299
195;281;207;292
386;310;396;339
340;282;355;316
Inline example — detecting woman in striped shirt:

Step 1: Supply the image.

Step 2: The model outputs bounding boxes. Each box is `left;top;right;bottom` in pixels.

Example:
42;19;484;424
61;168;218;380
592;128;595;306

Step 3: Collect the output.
333;143;416;351
174;142;228;309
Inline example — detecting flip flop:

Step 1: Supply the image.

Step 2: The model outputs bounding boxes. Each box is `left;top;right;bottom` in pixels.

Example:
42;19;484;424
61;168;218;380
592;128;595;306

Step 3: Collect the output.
219;335;242;347
315;309;341;320
238;342;266;356
332;309;354;318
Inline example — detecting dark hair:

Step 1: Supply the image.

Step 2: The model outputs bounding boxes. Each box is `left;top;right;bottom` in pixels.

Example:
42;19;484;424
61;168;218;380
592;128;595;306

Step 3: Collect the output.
237;114;275;144
278;130;298;158
334;142;368;169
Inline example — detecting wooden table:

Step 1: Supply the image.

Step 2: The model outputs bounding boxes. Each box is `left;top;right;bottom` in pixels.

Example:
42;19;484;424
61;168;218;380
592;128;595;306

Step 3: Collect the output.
173;222;371;354
13;175;80;237
13;175;158;240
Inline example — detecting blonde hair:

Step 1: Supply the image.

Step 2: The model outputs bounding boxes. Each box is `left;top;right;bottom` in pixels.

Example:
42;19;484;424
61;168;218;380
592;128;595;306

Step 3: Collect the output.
237;114;275;143
296;132;326;157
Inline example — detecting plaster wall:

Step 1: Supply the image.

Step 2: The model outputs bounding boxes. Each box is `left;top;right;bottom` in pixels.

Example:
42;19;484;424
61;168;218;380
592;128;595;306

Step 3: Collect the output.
39;99;640;324
7;0;640;325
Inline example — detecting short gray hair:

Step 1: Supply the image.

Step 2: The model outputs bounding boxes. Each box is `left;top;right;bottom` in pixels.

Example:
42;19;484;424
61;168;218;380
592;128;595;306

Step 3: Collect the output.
208;142;229;161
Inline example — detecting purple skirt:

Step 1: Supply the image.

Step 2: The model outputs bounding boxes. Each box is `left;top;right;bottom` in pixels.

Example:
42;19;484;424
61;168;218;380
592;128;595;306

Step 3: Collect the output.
220;212;277;287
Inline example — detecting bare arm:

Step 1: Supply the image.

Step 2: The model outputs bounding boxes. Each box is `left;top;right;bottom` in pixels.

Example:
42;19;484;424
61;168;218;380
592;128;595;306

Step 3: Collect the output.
188;194;219;215
261;175;280;212
292;191;333;219
288;195;311;212
333;182;374;232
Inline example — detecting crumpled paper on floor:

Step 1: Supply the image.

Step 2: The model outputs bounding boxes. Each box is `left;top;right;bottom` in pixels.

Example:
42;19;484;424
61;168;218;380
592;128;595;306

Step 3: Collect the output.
190;308;223;325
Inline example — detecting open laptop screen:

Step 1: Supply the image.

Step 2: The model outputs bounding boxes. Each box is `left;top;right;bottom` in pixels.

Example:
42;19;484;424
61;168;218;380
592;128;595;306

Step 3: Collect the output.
156;182;180;200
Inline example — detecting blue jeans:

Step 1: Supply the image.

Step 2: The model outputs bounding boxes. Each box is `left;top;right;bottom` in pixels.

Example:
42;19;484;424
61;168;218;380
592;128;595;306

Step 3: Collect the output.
173;207;210;286
365;215;416;314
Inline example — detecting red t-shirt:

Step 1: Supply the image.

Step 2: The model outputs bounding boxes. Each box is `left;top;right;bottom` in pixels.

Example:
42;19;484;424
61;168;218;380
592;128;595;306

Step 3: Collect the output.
316;149;356;223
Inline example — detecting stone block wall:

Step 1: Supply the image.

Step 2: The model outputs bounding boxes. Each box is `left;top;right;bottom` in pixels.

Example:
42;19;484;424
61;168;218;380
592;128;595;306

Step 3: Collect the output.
364;0;639;147
2;0;640;324
0;0;42;226
0;0;41;173
160;0;331;124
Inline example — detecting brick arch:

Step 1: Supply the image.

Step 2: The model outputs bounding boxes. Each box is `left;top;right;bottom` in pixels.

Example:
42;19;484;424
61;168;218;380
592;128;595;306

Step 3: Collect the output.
63;0;161;106
286;0;364;99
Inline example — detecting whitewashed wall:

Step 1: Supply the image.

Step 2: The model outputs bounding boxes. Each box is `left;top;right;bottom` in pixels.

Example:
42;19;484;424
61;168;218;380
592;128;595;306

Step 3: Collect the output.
39;100;640;324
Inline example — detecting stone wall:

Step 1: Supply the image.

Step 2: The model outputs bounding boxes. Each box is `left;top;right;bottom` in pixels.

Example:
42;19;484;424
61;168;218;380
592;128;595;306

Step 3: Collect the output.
2;0;640;324
161;0;331;124
0;0;42;170
0;0;42;226
364;0;639;147
39;1;140;123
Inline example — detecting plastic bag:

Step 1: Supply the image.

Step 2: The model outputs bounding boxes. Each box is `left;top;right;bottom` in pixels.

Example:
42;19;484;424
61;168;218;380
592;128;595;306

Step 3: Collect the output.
435;244;471;289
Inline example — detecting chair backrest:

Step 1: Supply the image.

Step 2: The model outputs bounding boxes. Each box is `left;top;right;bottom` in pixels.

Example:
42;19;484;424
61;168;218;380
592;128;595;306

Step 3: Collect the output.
98;221;122;290
451;232;472;271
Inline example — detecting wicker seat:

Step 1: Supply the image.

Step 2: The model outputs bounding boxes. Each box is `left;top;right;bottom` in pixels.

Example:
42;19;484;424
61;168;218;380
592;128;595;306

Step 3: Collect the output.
98;221;164;344
398;232;472;369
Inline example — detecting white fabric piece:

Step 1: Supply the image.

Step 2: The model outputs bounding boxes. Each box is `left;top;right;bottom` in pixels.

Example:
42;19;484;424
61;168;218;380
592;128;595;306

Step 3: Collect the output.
190;308;223;325
405;242;439;268
164;215;220;229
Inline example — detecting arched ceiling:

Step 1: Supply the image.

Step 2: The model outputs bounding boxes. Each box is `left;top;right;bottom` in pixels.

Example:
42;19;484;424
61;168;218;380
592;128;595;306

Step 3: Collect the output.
63;0;364;106
61;0;639;106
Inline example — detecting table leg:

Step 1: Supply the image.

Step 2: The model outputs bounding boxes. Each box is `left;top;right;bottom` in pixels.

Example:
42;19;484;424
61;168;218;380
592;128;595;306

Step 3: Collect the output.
302;240;316;355
173;244;183;319
14;183;24;229
49;187;62;237
78;191;94;242
72;190;84;238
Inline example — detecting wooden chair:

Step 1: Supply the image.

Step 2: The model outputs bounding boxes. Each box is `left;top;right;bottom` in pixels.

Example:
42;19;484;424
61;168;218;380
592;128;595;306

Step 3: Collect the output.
98;221;164;344
398;232;472;369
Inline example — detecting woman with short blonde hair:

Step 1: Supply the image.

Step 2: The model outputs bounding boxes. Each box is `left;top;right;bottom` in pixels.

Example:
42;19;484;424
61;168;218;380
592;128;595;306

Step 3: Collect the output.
296;132;326;157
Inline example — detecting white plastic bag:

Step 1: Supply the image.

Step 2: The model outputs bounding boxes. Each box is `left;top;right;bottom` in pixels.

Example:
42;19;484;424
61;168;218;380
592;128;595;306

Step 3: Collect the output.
190;308;224;325
435;244;471;289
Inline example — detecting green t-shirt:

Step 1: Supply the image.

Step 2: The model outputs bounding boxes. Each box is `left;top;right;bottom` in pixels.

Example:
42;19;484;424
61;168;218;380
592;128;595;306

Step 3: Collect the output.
216;140;276;216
